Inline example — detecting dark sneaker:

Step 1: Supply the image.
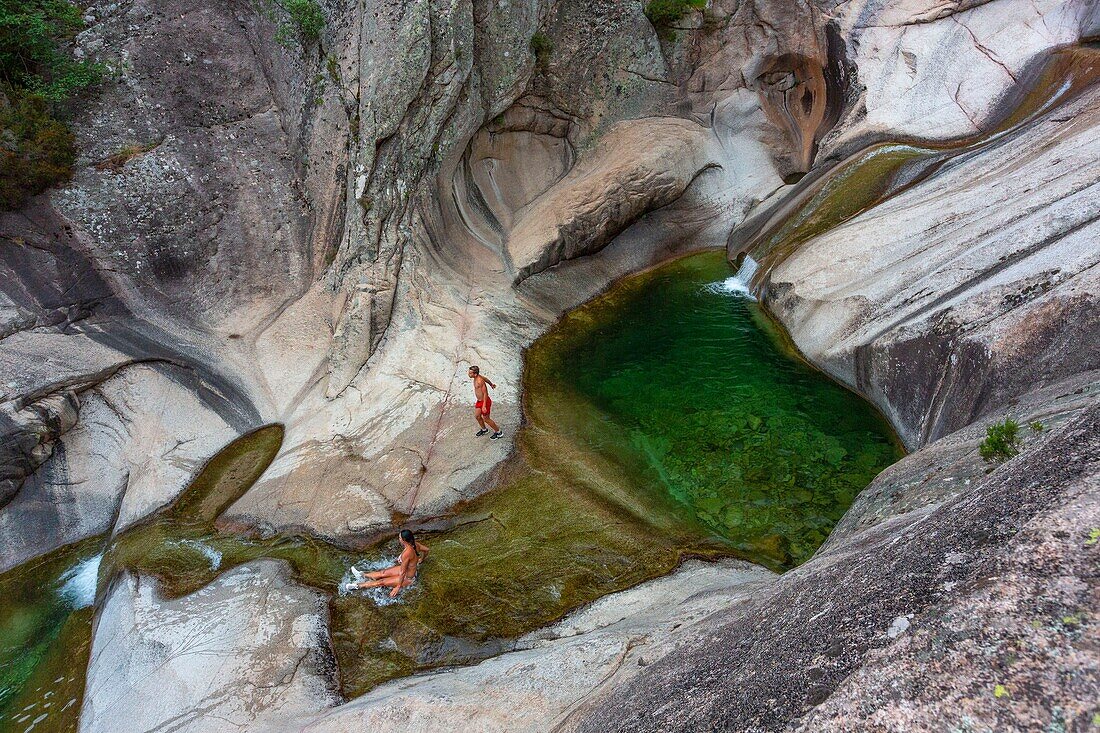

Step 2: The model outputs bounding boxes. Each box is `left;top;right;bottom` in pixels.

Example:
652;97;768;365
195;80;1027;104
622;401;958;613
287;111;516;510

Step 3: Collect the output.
475;428;489;437
490;431;504;440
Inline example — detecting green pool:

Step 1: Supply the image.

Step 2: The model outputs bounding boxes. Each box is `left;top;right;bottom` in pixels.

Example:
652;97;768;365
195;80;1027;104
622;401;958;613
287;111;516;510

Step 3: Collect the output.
535;249;902;566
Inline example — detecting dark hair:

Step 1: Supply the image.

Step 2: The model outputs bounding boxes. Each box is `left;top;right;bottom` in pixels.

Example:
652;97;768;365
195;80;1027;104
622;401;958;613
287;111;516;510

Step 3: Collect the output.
469;365;479;375
400;529;422;558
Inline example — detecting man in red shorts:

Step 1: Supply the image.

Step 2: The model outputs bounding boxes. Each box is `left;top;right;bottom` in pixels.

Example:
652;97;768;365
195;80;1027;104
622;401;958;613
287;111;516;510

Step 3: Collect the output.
468;365;503;440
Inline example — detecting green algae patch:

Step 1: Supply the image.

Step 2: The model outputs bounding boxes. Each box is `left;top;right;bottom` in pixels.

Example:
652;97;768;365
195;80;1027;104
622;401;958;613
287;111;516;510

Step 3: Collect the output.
752;143;929;277
169;423;285;526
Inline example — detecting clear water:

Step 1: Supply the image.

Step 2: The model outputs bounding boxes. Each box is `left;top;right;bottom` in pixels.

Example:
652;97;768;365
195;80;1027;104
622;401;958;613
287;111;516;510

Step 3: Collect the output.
0;539;103;733
530;250;902;566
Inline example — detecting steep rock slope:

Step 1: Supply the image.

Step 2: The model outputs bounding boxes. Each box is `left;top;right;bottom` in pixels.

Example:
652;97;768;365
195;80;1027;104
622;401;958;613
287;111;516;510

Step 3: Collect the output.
764;72;1100;449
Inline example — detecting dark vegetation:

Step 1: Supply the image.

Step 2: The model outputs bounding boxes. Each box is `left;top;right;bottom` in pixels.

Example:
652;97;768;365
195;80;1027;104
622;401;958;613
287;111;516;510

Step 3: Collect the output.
273;0;325;47
530;31;552;68
979;419;1021;462
0;0;103;209
644;0;706;27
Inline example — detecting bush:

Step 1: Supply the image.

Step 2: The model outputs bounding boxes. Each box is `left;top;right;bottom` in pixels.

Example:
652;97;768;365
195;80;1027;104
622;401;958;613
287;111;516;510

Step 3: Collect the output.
0;1;103;99
0;0;101;209
644;0;706;27
274;0;325;47
530;32;552;67
979;419;1020;463
0;87;75;208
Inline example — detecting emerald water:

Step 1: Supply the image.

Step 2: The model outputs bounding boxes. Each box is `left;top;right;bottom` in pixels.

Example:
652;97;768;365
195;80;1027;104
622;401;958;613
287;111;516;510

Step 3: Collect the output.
529;250;902;566
0;250;901;729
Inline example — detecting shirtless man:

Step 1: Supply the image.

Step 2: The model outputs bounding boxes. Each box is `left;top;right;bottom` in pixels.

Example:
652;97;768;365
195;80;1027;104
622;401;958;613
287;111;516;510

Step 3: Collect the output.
469;365;503;440
351;530;429;598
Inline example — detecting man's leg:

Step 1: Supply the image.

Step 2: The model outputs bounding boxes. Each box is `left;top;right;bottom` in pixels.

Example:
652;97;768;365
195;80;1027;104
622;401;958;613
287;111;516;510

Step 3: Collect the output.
484;416;501;433
475;408;489;435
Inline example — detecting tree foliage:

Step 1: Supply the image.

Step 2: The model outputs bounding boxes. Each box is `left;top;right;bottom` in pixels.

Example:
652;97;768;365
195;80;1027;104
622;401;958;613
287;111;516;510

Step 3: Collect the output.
643;0;706;27
0;0;103;209
274;0;325;47
979;419;1021;462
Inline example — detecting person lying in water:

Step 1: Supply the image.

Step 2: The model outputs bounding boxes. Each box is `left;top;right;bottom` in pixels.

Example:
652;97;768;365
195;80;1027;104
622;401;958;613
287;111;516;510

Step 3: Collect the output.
350;529;429;598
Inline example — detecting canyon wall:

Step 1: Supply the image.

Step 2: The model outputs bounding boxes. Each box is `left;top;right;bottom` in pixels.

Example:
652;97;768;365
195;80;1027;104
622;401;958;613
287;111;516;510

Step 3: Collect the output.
0;0;1097;731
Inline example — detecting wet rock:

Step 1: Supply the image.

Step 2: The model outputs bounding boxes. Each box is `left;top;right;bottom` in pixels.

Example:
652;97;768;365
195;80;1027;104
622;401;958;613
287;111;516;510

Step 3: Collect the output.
80;560;339;733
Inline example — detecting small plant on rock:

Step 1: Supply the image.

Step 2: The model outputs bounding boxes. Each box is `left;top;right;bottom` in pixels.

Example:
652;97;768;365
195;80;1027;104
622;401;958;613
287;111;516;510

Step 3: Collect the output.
530;32;552;68
1029;421;1044;432
95;139;161;173
644;0;706;27
979;419;1021;463
274;0;325;47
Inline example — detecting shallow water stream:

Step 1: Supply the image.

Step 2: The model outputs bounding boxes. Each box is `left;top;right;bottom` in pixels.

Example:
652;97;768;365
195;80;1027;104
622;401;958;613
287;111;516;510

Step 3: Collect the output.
0;250;902;730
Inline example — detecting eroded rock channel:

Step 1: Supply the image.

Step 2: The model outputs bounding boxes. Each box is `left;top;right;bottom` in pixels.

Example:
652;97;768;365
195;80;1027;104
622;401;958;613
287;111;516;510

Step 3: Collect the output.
1;250;900;728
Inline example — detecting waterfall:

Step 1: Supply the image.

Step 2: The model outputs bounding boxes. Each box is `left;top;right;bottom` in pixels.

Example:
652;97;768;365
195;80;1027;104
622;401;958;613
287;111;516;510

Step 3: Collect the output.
58;554;103;610
704;255;759;300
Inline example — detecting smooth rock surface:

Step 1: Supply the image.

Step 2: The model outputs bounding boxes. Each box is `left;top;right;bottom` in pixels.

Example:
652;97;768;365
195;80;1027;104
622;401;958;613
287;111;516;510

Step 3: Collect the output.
765;82;1100;449
80;560;339;733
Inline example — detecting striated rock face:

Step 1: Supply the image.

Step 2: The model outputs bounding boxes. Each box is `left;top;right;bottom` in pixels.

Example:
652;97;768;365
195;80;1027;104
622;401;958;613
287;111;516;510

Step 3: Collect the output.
507;118;716;282
763;77;1100;449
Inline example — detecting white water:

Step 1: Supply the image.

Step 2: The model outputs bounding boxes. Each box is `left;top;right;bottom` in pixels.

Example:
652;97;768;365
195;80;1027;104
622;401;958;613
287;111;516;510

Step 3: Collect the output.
57;554;102;610
179;539;223;571
338;556;410;606
705;255;759;300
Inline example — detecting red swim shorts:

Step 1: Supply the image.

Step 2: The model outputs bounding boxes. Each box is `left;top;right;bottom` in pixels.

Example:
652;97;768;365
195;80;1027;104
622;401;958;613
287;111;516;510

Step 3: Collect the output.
475;397;492;416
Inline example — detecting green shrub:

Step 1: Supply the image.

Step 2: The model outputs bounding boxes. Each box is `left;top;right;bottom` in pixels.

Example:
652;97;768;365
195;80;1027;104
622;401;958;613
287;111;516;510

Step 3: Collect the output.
644;0;706;27
0;0;102;209
1029;421;1044;432
530;32;552;67
979;419;1020;462
274;0;324;47
0;87;75;208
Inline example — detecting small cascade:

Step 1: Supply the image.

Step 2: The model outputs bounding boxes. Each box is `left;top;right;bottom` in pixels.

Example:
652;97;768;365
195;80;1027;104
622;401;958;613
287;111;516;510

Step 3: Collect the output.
704;255;759;299
179;539;223;571
58;554;103;610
